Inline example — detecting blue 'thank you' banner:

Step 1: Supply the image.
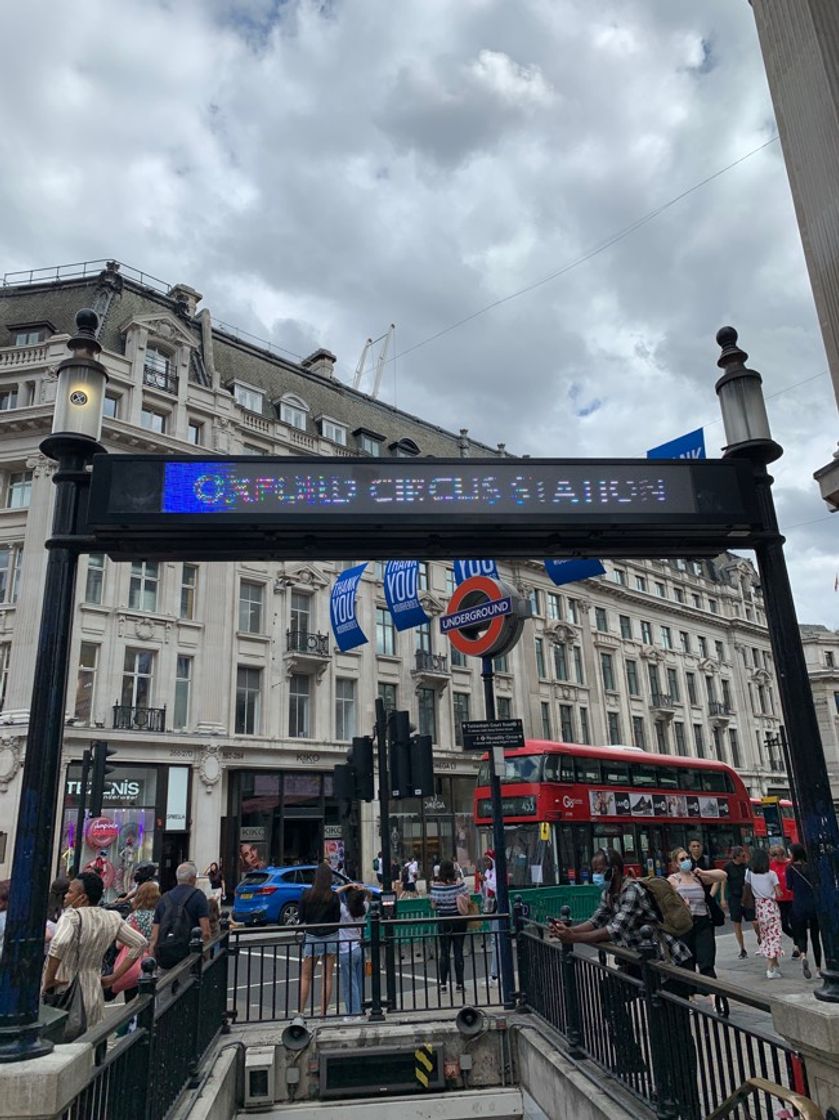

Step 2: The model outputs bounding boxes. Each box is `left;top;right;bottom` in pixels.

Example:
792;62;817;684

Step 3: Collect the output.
646;428;706;460
544;559;606;587
330;563;368;652
384;561;430;632
453;560;498;585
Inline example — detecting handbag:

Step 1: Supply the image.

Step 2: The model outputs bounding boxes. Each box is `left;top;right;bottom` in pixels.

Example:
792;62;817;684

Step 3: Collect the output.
704;884;726;928
110;943;147;994
456;891;471;917
741;881;756;911
43;910;88;1042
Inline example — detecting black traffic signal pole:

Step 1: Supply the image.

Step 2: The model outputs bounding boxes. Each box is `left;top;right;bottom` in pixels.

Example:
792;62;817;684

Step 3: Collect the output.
71;748;92;876
480;656;516;1010
374;698;397;1010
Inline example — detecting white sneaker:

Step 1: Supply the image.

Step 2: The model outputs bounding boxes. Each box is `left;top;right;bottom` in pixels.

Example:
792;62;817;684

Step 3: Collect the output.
766;969;782;979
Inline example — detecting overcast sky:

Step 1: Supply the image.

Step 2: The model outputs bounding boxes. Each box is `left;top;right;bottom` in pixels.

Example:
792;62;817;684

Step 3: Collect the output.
1;0;836;626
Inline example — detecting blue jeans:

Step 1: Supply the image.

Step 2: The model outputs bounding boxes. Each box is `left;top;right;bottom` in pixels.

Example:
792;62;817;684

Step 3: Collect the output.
339;943;364;1015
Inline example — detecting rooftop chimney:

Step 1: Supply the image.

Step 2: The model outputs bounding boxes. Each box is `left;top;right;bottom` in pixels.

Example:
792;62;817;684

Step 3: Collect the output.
167;284;203;317
301;348;337;379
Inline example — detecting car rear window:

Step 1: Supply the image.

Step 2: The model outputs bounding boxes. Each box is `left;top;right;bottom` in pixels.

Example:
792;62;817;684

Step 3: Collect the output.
240;872;270;886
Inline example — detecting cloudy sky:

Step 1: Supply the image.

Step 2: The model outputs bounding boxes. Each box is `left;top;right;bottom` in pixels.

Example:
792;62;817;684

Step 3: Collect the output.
1;0;836;625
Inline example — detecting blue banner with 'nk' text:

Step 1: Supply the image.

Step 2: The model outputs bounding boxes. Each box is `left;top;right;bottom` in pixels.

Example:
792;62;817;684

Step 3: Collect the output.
646;428;706;460
384;560;430;632
330;563;368;652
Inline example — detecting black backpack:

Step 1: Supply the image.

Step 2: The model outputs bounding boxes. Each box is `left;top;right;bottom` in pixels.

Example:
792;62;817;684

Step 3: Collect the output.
156;888;200;969
401;865;411;887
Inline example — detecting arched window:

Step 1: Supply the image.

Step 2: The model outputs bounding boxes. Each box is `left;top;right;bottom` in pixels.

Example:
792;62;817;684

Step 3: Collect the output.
389;437;420;457
279;393;309;431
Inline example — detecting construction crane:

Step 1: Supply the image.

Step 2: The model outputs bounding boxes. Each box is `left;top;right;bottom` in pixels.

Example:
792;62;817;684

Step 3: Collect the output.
352;324;395;399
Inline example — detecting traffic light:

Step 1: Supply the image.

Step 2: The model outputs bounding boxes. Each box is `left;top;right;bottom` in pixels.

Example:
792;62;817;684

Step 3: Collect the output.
333;763;356;801
89;740;117;816
348;736;374;801
388;710;412;798
409;734;434;798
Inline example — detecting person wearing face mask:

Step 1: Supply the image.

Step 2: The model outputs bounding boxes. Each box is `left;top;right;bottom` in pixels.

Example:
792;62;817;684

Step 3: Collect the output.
668;846;728;1013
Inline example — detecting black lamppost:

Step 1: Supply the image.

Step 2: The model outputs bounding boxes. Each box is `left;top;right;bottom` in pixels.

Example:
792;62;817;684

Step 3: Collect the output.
0;310;107;1061
716;326;839;1002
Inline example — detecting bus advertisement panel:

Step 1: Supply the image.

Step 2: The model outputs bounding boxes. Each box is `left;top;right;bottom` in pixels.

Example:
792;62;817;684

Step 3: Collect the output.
473;740;755;887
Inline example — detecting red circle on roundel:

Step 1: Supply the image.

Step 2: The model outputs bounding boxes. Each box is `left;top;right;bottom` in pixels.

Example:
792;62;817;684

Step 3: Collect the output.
444;575;508;657
86;816;119;848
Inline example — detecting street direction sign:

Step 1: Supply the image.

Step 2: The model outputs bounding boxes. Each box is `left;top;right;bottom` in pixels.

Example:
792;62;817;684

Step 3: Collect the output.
461;718;525;752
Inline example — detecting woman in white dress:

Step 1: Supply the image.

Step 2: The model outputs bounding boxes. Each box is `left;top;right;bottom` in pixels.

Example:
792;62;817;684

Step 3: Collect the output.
42;871;148;1030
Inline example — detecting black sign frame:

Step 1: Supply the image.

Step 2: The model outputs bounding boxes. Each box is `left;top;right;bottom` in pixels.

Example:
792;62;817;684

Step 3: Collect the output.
85;454;763;561
461;718;526;752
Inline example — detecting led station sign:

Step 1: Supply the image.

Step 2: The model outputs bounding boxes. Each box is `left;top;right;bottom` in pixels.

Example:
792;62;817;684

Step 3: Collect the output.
86;455;762;561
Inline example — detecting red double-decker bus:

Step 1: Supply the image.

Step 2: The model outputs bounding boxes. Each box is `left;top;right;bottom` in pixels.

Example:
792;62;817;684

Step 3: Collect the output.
749;797;799;847
473;740;755;886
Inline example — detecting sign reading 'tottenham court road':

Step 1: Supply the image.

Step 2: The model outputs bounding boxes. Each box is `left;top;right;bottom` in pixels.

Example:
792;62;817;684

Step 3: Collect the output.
87;455;762;561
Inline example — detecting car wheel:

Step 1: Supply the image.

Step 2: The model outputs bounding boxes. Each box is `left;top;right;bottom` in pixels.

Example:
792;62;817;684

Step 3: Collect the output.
280;901;300;926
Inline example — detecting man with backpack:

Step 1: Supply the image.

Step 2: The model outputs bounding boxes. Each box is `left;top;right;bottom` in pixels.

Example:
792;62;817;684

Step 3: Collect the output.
149;862;210;969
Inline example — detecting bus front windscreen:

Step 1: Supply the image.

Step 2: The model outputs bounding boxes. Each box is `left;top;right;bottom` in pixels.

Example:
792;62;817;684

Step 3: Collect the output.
477;755;544;786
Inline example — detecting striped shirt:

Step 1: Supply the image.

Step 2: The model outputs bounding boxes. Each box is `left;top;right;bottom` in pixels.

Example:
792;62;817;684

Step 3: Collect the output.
430;880;467;917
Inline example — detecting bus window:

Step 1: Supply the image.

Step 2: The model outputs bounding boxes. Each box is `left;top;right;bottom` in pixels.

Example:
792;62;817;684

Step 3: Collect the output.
621;827;639;864
678;769;703;791
560;757;576;783
504;824;557;887
701;770;730;794
593;823;625;856
655;767;679;789
576;758;602;784
602;760;630;785
707;827;739;862
632;764;658;788
478;756;543;785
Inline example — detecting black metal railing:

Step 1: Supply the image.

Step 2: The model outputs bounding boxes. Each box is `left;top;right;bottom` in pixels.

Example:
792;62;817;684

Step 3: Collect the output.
62;925;229;1120
709;701;735;717
517;917;809;1120
650;692;677;709
143;365;179;395
286;629;330;657
414;650;449;674
112;704;166;732
227;911;508;1023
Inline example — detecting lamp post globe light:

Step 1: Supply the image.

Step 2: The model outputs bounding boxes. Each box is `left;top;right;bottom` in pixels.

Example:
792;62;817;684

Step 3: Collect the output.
716;326;839;1003
0;310;107;1061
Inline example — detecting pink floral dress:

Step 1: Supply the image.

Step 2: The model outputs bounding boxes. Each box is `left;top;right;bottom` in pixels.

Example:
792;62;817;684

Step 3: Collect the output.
746;869;782;960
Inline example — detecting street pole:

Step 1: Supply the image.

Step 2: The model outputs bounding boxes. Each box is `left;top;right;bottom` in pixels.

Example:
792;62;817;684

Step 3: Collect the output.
374;698;396;1010
0;310;107;1061
716;327;839;1002
481;656;516;1010
72;748;92;877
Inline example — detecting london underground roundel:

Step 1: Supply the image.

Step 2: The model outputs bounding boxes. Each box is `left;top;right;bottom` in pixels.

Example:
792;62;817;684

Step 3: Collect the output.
440;575;528;658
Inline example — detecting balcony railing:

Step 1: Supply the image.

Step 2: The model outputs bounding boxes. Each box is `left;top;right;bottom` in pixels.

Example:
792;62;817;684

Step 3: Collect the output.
649;693;677;710
113;704;167;732
143;364;179;395
415;649;449;675
709;701;734;717
286;629;330;657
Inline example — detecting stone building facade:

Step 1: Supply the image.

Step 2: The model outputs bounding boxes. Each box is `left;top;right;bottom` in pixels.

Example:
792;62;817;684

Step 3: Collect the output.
0;260;816;892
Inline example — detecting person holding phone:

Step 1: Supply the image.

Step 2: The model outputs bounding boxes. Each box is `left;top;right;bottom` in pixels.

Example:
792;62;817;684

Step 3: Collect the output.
668;846;728;1014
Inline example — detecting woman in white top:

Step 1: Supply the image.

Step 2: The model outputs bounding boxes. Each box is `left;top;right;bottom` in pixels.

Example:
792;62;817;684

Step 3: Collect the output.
42;871;148;1029
668;846;728;1013
745;847;784;978
336;883;369;1015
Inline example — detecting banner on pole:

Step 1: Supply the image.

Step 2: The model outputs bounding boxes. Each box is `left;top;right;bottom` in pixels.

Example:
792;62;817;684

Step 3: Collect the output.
330;562;368;651
384;560;430;632
647;428;706;460
544;559;606;587
453;560;498;585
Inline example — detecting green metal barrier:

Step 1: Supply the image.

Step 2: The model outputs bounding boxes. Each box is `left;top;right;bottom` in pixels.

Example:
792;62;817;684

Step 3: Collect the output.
511;884;601;923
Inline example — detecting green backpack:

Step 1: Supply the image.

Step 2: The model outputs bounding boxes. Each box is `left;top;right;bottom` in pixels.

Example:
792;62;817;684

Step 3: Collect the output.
638;876;693;938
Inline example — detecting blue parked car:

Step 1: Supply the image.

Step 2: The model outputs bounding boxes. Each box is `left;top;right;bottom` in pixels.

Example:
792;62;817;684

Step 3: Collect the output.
233;865;380;926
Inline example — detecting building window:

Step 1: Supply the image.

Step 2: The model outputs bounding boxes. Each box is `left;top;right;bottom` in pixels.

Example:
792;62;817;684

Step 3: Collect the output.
453;692;470;746
0;385;18;411
595;607;608;632
554;643;568;681
418;687;436;741
607;711;622;745
391;438;420;457
641;620;652;644
674;722;687;756
655;581;666;598
321;418;347;445
415;622;432;654
686;672;698;706
493;653;509;673
174;655;192;730
378;682;397;714
626;659;640;696
140;407;167;433
445;569;457;596
529;588;542;616
243;443;269;455
635;576;647;592
540;702;552;739
376;608;396;656
660;626;673;650
758;684;768;714
7;471;32;509
674;587;685;604
102;394;119;419
613;568;626;586
825;651;835;669
122;648;155;709
74;642;98;723
679;631;690;653
239;580;264;633
693;724;705;757
450;645;467;668
559;704;574;741
418;562;430;591
692;593;702;609
709;598;718;615
14;327;46;346
666;667;680;702
548;593;563;620
619;615;632;640
277;393;307;428
187;421;203;446
535;637;547;678
290;592;311;636
715;640;725;662
698;636;708;658
236;666;262;734
579;707;590;744
632;716;646;750
655;720;668;752
712;726;724;759
497;695;512;720
128;561;159;612
573;646;585;685
567;599;579;625
180;564;198;619
601;652;616;692
85;553;105;605
722;679;733;711
0;643;8;711
336;678;356;740
357;432;382;456
234;383;265;414
705;675;717;704
729;728;741;768
0;545;22;604
287;675;311;737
